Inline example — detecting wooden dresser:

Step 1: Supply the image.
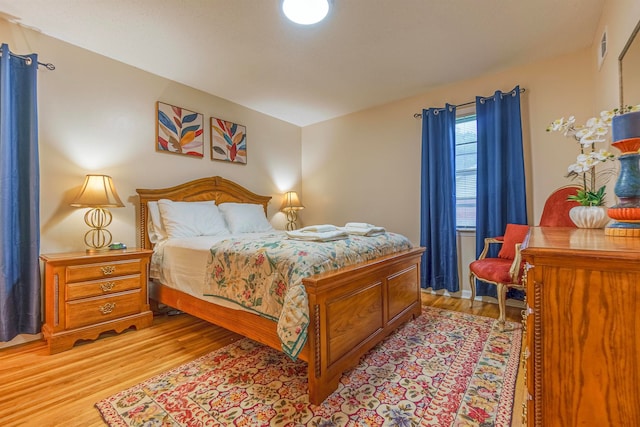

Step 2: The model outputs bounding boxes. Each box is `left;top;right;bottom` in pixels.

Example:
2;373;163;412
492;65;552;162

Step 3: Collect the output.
520;227;640;426
40;248;154;354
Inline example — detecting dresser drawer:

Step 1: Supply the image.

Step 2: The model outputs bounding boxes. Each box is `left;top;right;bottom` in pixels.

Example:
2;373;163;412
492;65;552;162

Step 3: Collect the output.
66;260;142;283
66;275;141;301
66;290;142;329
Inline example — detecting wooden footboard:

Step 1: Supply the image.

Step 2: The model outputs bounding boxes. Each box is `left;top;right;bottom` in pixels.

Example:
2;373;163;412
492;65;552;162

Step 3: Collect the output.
304;247;424;404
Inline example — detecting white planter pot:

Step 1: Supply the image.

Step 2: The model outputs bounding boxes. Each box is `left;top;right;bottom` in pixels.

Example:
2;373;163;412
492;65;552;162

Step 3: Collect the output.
569;206;610;229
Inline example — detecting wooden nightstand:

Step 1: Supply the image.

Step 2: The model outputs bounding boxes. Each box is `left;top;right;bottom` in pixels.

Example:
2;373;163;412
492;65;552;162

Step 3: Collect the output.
40;248;154;354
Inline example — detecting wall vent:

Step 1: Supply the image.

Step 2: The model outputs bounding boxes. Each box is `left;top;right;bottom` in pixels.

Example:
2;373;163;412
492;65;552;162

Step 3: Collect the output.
598;27;608;69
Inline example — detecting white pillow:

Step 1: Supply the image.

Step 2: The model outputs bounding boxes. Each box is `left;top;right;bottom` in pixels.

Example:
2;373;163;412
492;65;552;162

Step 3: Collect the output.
147;201;168;243
157;199;230;238
218;203;274;234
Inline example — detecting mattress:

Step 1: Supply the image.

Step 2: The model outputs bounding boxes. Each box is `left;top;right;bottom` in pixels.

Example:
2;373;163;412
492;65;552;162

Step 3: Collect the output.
150;232;284;312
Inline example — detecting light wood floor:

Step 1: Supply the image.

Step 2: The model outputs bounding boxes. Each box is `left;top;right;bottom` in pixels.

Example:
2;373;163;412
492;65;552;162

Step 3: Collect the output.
0;293;522;427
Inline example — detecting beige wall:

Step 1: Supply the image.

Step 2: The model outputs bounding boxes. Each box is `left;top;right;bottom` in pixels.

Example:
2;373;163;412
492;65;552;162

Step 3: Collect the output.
302;49;596;242
301;48;595;299
0;20;302;255
593;0;640;111
301;1;640;297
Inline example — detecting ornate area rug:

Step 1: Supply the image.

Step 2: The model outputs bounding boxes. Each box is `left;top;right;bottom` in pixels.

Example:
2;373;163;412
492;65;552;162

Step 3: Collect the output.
96;306;521;426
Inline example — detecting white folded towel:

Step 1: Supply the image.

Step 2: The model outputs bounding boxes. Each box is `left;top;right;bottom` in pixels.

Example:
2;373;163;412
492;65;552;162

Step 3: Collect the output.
297;224;339;233
286;229;348;242
343;222;386;236
345;222;376;229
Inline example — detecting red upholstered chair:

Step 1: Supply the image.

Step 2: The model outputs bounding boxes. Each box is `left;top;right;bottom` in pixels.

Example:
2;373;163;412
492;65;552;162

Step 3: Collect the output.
469;186;579;322
539;185;581;227
469;223;529;323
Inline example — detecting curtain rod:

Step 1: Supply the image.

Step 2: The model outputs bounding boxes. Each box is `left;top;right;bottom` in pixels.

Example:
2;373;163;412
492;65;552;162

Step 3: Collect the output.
413;87;525;118
0;51;55;70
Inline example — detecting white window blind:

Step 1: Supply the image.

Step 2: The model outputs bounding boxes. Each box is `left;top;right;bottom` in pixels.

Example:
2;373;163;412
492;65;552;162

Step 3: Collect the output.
455;114;477;229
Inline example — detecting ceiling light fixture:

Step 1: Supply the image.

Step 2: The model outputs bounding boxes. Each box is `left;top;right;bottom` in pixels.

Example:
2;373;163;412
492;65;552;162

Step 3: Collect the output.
282;0;330;25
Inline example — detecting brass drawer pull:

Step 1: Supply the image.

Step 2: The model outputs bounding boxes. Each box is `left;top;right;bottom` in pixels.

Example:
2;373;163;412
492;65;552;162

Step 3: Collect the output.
522;347;530;369
98;302;116;314
100;282;116;292
101;266;116;275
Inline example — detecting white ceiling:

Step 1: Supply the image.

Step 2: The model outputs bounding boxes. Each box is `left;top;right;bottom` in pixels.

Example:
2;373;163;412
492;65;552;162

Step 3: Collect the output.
0;0;604;126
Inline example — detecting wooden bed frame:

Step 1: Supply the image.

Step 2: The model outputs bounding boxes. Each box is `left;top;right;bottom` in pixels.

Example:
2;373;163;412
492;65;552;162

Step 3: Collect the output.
136;176;425;404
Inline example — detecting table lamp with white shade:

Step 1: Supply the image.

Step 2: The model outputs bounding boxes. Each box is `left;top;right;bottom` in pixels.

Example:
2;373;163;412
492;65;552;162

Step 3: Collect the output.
70;174;124;252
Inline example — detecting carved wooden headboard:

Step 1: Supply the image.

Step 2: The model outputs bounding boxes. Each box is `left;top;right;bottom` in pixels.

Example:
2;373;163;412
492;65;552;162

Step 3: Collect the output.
136;176;272;249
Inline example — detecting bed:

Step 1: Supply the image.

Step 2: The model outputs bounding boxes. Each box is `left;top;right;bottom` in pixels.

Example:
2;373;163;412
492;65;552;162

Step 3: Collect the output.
136;176;425;404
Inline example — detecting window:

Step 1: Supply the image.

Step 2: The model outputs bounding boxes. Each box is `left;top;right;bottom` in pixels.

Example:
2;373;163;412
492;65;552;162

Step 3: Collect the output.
455;113;477;229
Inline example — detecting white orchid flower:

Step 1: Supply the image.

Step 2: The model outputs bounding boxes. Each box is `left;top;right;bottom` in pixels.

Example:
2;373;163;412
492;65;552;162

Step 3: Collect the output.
590;149;615;161
548;117;570;133
584;117;599;128
549;109;621;200
570;152;607;173
563;116;576;136
579;129;606;146
568;163;584;173
600;109;615;124
594;125;609;136
568;162;591;173
575;127;591;139
548;118;562;131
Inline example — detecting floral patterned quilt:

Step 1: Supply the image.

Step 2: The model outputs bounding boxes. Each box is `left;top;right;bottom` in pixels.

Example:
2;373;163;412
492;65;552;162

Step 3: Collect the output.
204;232;413;359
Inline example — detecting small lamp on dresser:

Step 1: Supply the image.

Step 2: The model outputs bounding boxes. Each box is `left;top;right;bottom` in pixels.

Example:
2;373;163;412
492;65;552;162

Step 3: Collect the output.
281;190;304;230
70;174;124;252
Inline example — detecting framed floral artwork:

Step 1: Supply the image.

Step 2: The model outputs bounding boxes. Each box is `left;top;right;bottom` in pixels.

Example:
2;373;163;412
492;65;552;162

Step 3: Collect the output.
210;117;247;164
156;101;204;158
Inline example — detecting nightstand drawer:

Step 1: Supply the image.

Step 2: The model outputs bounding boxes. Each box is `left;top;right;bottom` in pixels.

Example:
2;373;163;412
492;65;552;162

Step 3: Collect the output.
66;275;142;300
66;260;142;283
66;290;142;329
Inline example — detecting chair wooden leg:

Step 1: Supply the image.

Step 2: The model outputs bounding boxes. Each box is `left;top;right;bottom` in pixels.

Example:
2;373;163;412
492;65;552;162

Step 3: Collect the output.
497;283;507;323
469;273;476;307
